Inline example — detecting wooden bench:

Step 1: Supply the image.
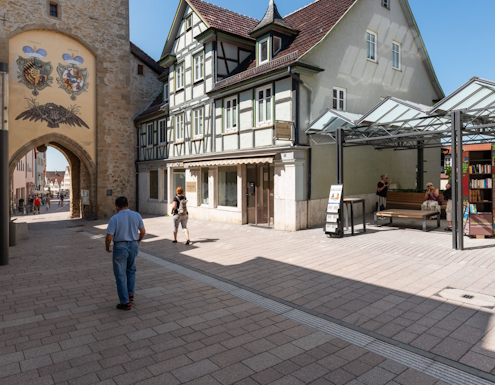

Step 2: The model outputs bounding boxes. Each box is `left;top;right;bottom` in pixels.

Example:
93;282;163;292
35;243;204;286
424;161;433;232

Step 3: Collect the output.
374;209;440;232
386;192;446;211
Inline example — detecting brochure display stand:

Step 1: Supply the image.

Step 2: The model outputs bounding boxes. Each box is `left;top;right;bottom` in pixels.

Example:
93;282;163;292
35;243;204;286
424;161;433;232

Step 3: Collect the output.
325;184;344;238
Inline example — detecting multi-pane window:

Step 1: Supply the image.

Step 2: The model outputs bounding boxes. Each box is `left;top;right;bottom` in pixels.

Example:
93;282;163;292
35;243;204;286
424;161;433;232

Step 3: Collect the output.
193;108;203;137
259;38;269;64
185;15;192;30
176;62;184;90
367;31;377;61
175;114;184;141
201;169;209;205
164;83;169;101
225;96;237;132
273;37;282;55
392;41;400;70
257;86;272;126
147;123;154;147
159;120;167;144
333;87;346;111
149;170;158;200
381;0;390;9
194;52;204;82
163;170;168;202
49;3;58;17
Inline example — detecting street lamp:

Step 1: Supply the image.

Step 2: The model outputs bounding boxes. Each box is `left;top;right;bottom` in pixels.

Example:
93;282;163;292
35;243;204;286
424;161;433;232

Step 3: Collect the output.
1;62;9;266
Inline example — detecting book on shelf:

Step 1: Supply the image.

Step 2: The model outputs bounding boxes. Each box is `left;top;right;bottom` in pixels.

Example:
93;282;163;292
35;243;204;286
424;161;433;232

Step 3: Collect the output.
469;164;492;174
469;178;492;189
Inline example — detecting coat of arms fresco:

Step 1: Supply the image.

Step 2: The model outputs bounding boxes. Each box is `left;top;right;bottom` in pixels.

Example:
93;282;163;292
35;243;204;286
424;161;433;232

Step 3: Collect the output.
56;54;89;101
16;46;54;96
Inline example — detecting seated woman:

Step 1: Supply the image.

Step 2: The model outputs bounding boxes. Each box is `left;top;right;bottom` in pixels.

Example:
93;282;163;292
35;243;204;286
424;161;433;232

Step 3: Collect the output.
422;182;441;213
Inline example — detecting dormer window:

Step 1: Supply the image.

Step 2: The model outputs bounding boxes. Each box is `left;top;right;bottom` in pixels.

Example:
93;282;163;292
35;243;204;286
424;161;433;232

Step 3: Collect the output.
259;38;269;65
273;37;282;56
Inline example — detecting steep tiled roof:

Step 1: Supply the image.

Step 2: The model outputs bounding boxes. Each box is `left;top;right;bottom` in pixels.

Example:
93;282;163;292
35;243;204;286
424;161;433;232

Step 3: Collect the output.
135;92;167;121
211;0;357;92
251;0;295;35
282;0;356;58
130;42;165;75
188;0;259;40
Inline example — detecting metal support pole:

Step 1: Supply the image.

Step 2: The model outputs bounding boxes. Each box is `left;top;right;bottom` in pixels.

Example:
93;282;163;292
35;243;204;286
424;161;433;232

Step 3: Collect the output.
450;113;457;250
0;62;9;266
417;141;424;192
455;110;464;251
336;128;344;185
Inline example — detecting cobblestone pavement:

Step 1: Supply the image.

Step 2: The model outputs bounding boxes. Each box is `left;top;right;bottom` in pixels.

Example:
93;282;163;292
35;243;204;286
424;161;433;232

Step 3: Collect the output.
1;212;495;384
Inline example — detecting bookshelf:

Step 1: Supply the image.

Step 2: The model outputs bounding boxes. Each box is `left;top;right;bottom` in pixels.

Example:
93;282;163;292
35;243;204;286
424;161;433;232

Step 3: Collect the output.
467;148;494;236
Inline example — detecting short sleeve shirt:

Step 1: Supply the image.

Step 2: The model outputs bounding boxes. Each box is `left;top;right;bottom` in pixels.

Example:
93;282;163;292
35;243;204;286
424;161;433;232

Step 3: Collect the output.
377;182;388;198
106;209;144;242
173;195;187;215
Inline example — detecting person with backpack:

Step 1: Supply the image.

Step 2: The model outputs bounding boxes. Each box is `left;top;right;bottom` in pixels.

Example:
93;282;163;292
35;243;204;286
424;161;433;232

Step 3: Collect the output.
171;186;190;245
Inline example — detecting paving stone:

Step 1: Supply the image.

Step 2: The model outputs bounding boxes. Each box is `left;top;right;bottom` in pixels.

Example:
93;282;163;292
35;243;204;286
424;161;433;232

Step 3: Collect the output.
357;367;396;385
250;367;284;384
170;359;220;383
430;337;473;361
292;362;329;383
19;354;53;372
325;368;356;385
242;352;282;372
394;368;437;385
291;332;335;351
113;368;154;385
210;362;255;385
210;346;253;368
51;345;93;363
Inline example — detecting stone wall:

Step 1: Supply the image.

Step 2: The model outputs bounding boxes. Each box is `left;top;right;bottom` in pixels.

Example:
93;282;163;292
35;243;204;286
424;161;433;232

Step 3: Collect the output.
130;55;163;119
1;0;139;219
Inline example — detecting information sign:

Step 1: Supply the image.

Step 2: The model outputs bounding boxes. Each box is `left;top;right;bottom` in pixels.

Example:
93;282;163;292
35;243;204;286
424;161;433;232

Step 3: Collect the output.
325;184;344;237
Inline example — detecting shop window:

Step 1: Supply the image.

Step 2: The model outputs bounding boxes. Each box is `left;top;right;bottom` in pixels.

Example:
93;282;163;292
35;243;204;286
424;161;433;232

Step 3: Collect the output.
159;120;167;144
193;52;204;82
147;123;154;147
150;170;158;200
333;87;346;111
224;96;237;132
257;86;272;126
218;166;237;207
201;169;209;205
173;170;186;196
392;41;401;70
259;37;269;65
137;64;144;75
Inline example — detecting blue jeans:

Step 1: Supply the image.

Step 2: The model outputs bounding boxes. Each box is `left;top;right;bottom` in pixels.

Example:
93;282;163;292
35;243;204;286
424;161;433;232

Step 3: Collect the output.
112;241;138;304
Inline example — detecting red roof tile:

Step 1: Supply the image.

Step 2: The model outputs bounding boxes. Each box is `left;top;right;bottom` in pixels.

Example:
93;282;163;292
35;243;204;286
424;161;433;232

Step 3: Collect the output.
187;0;259;40
211;0;357;92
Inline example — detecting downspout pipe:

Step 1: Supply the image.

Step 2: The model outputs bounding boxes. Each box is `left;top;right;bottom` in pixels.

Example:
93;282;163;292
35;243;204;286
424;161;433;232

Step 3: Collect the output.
288;67;313;126
135;122;140;213
288;66;313;228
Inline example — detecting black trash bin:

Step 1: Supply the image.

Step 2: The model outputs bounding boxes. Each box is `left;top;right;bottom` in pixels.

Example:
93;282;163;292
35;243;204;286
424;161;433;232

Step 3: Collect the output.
9;219;17;247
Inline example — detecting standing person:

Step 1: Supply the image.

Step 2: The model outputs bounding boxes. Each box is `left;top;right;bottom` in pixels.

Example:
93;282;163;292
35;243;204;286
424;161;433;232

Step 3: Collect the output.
45;194;51;210
33;195;41;214
106;197;146;310
171;186;190;245
422;182;441;212
443;183;452;231
376;174;391;217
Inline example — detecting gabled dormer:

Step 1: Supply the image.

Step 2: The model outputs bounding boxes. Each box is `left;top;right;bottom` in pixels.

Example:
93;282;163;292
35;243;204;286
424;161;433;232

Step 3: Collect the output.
249;0;298;66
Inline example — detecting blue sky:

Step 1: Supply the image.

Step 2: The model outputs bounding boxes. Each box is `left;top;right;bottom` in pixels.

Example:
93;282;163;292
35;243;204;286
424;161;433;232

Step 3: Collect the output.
46;147;68;171
130;0;495;95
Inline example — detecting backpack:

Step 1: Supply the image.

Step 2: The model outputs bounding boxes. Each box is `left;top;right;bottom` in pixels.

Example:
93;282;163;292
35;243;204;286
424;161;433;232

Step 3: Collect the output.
177;195;188;216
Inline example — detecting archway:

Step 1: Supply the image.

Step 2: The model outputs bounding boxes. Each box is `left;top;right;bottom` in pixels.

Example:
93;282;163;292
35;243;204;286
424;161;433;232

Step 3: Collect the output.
9;133;96;219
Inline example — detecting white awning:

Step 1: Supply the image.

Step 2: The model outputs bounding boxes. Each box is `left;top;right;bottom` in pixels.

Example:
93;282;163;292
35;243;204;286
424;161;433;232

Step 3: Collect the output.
305;109;361;135
184;157;273;168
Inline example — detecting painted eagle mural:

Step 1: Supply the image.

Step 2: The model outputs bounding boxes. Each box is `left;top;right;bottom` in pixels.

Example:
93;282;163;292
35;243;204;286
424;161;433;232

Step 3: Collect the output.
15;98;89;129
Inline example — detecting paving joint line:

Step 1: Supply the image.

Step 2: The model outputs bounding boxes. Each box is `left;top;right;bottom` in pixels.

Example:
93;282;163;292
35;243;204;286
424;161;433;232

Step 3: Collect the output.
80;230;495;385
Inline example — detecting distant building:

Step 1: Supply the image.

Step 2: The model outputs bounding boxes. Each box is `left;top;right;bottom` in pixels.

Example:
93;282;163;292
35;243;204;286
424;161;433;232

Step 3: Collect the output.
61;166;71;192
46;171;64;193
12;149;36;206
35;150;46;190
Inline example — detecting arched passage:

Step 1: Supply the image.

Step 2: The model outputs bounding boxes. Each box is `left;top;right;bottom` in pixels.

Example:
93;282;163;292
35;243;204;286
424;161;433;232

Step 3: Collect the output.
9;133;96;219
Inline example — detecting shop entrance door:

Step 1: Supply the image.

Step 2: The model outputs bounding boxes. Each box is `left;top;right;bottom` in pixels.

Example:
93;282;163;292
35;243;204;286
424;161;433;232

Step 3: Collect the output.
247;164;274;226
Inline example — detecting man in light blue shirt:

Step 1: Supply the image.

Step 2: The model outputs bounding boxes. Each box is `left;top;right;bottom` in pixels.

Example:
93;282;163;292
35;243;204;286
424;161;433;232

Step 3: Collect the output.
106;197;146;310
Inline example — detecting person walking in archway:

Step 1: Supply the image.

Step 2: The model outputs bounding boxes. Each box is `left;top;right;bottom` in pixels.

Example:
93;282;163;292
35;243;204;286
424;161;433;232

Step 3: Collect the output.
45;194;51;210
106;197;146;310
60;194;64;207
